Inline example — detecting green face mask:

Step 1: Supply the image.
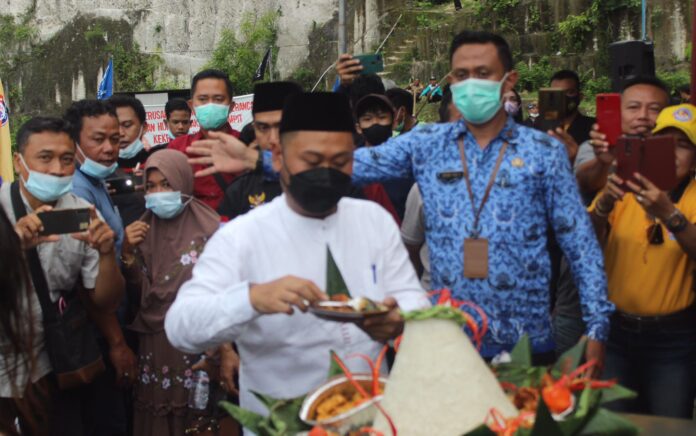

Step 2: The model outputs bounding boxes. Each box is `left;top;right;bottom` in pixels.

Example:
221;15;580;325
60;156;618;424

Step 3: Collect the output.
195;103;230;130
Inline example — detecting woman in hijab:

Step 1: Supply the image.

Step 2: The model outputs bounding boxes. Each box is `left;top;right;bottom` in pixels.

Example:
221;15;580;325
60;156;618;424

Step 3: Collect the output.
121;149;233;435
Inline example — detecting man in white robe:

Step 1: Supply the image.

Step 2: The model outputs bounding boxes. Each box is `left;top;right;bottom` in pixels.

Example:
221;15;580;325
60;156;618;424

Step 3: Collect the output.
165;92;428;421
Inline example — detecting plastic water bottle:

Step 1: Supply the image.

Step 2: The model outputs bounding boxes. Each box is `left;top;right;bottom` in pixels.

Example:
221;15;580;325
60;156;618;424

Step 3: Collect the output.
188;369;210;410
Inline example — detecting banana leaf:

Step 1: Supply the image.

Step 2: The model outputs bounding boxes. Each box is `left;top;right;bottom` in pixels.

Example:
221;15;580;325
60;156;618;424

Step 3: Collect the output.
598;384;637;405
530;396;563;435
328;350;344;378
552;338;587;376
326;247;350;298
509;335;532;367
219;391;309;436
577;408;638;435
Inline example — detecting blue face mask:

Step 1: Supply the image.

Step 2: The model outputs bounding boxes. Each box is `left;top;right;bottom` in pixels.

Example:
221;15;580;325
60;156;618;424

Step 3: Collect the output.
451;73;509;125
145;191;188;219
195;103;230;130
18;154;73;202
119;127;145;159
77;145;118;179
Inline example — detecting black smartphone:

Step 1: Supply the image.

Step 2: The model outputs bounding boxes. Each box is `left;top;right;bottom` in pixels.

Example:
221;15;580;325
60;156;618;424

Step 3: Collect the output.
353;53;384;75
38;208;91;236
537;88;568;131
107;174;142;195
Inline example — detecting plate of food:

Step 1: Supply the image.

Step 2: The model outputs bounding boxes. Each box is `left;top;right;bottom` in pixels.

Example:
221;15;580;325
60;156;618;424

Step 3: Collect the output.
309;296;389;322
299;374;387;433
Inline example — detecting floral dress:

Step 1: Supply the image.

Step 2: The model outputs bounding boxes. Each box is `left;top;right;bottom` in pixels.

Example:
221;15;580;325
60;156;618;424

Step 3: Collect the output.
131;239;209;436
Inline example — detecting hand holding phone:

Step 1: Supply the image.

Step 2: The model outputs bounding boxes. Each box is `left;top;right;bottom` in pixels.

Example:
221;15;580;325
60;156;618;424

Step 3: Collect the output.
15;205;61;250
71;207;116;255
596;93;622;146
353;53;384;75
615;135;677;191
537;88;567;132
38;208;91;236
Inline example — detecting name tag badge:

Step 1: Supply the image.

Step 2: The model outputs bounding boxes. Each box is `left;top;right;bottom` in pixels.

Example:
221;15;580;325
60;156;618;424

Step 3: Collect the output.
463;238;489;279
437;171;464;183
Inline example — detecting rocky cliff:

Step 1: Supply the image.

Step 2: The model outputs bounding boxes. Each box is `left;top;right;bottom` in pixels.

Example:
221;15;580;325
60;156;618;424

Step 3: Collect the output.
1;0;401;115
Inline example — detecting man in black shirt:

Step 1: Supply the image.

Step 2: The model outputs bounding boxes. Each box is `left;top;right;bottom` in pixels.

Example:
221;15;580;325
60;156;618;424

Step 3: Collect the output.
218;81;302;220
544;70;596;164
107;95;162;226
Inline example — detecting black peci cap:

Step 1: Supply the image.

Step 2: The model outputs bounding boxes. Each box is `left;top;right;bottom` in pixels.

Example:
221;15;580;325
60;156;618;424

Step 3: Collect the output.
252;81;303;114
280;92;356;134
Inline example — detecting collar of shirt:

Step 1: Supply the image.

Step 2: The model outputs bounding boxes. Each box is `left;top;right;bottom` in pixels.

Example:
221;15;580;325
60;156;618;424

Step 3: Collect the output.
278;194;340;243
454;116;521;154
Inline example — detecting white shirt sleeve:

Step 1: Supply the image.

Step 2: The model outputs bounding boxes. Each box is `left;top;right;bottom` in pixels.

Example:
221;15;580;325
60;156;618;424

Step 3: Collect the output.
400;184;425;246
573;140;596;173
165;225;260;354
377;204;431;312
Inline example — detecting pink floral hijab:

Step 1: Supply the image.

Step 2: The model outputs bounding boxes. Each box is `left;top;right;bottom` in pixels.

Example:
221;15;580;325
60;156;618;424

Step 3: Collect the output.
130;149;220;333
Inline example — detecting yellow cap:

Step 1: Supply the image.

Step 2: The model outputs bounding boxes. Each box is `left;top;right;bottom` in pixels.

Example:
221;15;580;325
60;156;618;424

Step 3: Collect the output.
653;104;696;145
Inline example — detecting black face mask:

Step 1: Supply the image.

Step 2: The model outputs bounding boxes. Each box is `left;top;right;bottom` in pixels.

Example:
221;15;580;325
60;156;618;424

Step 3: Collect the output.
285;167;352;214
362;124;393;146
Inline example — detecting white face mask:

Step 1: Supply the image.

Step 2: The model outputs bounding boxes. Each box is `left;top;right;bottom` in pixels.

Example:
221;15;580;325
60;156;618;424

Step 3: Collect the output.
119;126;145;159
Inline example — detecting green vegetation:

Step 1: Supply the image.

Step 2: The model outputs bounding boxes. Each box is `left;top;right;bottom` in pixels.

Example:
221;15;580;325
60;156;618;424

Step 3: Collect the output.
206;11;279;95
473;0;521;32
287;66;315;91
0;9;37;151
84;23;106;43
107;41;163;92
515;57;554;93
658;70;690;94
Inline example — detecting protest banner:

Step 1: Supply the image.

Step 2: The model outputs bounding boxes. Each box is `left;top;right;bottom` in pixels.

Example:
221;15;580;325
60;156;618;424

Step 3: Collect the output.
135;92;254;147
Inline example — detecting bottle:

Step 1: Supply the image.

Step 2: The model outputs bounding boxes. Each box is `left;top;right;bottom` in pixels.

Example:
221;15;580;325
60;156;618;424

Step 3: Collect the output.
188;363;210;410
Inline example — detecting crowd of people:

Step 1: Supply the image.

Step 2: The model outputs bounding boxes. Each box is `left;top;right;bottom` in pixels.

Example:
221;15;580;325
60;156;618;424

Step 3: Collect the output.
1;28;695;436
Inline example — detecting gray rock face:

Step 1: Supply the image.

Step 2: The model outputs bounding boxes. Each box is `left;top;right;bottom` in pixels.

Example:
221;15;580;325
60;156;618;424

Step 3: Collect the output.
3;0;384;83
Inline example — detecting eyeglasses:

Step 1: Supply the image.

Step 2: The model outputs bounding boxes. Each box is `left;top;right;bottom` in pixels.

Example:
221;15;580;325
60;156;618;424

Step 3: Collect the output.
647;222;664;245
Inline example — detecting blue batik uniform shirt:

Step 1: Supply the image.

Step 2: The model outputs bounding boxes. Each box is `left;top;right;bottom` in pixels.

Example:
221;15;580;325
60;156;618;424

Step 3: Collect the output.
351;117;614;357
72;168;125;256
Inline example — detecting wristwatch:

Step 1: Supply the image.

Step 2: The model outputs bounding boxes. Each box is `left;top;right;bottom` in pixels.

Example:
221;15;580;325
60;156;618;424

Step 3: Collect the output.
664;209;688;234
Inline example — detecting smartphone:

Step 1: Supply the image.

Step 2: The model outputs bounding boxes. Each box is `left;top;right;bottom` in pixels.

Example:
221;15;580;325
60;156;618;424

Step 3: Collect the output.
106;174;142;195
596;93;622;146
38;208;91;236
353;53;384;75
616;135;677;191
537;88;567;131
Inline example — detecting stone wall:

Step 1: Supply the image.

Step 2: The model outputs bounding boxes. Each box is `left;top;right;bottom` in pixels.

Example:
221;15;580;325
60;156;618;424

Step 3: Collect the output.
1;0;402;114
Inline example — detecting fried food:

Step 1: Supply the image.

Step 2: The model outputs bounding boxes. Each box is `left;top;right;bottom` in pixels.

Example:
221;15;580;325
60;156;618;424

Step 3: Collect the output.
314;389;367;421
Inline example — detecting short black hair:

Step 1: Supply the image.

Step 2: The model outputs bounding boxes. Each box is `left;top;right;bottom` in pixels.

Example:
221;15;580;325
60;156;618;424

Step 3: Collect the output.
109;94;146;123
16;116;74;154
239;122;256;145
349;74;385;108
550;70;581;91
356;99;394;119
165;98;191;119
386;88;414;116
191;69;234;100
63;99;118;142
449;30;513;71
438;85;453;123
621;75;670;100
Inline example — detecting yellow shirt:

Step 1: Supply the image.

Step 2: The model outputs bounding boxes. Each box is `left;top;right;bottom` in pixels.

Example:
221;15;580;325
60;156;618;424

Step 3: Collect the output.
591;180;696;316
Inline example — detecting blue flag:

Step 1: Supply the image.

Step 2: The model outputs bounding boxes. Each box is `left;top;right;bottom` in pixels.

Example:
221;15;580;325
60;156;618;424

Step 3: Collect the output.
97;58;113;100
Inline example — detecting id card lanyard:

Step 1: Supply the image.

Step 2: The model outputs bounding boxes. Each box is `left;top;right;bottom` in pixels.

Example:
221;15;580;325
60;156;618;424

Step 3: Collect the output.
457;137;508;278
